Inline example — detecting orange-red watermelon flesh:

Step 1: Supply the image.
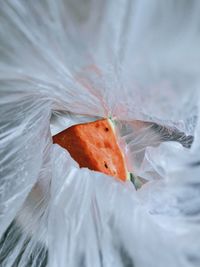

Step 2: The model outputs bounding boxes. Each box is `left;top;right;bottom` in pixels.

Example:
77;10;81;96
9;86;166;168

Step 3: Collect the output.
53;118;129;181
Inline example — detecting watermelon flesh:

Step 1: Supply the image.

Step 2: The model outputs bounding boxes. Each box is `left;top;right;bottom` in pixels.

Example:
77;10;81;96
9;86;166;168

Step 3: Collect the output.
53;119;128;181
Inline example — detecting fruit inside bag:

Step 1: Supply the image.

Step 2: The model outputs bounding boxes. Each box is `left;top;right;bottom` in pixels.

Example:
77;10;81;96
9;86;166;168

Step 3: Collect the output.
1;1;200;267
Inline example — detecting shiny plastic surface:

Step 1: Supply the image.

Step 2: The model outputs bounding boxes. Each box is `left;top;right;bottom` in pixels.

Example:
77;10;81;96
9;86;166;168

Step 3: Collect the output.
0;1;200;267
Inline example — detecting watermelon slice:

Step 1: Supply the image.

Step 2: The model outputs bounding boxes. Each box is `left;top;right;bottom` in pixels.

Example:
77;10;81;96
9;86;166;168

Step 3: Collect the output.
53;118;129;181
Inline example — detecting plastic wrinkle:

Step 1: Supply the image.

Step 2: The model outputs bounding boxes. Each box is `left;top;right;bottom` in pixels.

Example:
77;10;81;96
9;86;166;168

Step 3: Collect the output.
1;1;200;267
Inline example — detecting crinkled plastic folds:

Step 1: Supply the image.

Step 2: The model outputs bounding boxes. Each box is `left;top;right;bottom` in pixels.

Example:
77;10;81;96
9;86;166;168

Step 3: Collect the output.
0;0;200;266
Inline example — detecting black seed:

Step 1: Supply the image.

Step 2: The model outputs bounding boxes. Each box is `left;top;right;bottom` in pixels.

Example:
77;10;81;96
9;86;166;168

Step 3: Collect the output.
104;163;108;168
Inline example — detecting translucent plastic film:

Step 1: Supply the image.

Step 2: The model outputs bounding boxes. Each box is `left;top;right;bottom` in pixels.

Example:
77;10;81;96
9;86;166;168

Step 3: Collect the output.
1;1;200;267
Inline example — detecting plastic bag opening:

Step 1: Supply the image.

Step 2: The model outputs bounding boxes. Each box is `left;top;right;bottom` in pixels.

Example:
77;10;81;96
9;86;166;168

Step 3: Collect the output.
1;1;200;267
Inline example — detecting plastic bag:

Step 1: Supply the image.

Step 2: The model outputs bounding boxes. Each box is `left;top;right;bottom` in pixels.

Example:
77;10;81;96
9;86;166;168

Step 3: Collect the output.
0;0;200;266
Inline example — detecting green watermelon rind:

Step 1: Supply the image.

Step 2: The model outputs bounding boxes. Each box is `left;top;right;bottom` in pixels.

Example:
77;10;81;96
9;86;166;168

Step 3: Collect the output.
108;117;143;186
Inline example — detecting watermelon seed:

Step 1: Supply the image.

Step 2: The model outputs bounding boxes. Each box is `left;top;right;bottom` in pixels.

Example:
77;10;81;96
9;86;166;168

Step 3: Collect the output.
104;127;109;132
104;162;108;168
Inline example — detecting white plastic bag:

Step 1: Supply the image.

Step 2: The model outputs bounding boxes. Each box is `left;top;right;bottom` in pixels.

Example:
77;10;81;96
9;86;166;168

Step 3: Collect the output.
0;1;200;266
